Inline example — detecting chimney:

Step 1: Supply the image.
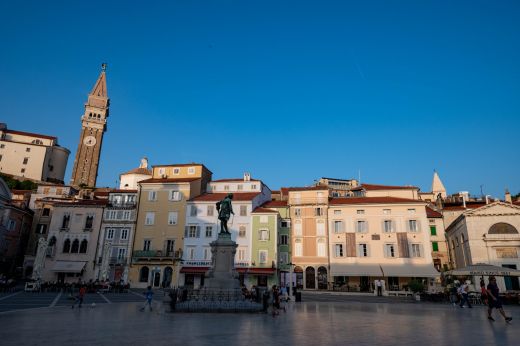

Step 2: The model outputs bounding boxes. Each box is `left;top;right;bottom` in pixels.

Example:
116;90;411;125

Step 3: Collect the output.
505;189;512;204
244;172;251;182
485;195;491;204
459;191;468;208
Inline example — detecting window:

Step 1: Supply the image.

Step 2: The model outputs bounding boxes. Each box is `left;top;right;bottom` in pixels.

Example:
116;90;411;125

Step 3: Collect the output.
384;244;396;258
71;239;80;253
188;247;195;259
42;208;50;216
123;211;131;220
207;205;214;216
294;239;303;256
317;239;326;257
237;184;243;190
139;267;149;282
84;215;94;230
106;229;115;239
383;220;394;233
432;242;439;252
165;240;175;254
36;224;47;234
62;239;71;253
158;168;165;176
239;225;246;237
333;220;344;233
251;184;257;189
144;212;154;225
294;208;301;217
185;225;200;238
204;247;211;260
148;191;157;201
117;248;126;259
0;144;4;148
316;219;325;235
169;191;182;201
411;244;422;257
0;154;2;161
294;220;302;236
358;244;368;257
259;229;269;241
357;210;365;215
315;207;323;216
430;226;437;236
279;252;288;265
259;250;268;264
173;168;180;175
143;240;151;251
121;229;128;240
205;225;213;237
334;210;341;215
188;167;195;174
408;208;416;214
21;168;25;173
383;209;391;215
61;214;70;229
240;205;247;216
79;240;88;253
408;220;418;232
281;220;290;228
260;215;268;223
356;220;367;233
237;248;246;261
335;244;344;257
168;212;178;225
23;157;29;164
190;205;198;217
224;185;229;191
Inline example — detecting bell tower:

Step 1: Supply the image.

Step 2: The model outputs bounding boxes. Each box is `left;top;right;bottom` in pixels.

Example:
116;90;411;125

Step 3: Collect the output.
70;64;109;187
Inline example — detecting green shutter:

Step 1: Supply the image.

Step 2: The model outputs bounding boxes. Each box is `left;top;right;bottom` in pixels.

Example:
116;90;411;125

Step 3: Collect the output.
432;242;439;252
430;226;437;236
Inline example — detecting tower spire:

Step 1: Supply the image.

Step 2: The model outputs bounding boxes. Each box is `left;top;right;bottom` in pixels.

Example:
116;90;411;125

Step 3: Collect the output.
431;170;447;198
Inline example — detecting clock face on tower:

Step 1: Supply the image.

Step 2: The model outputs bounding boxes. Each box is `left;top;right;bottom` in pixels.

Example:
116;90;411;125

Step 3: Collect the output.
83;135;97;147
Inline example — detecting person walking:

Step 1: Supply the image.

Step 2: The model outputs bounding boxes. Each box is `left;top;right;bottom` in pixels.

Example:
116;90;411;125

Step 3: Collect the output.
480;277;488;305
140;286;154;312
486;276;512;323
459;281;472;308
375;279;383;296
72;285;86;309
271;285;280;317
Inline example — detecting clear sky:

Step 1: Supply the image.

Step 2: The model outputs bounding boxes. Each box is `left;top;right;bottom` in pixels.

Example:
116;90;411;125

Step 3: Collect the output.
1;1;519;198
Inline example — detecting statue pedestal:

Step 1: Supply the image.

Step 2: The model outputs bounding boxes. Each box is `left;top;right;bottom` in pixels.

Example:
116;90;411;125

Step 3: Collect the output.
204;232;240;290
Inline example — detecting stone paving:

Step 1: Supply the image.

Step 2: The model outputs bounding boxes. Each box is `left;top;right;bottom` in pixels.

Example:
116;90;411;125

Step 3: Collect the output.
0;292;518;346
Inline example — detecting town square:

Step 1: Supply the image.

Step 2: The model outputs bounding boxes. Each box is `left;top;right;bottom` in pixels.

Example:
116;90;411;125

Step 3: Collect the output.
0;1;519;345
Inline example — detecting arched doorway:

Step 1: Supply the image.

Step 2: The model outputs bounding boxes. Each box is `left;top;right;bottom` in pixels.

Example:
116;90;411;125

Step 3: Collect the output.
305;267;316;289
139;266;149;283
163;267;173;288
153;271;161;287
294;266;304;289
317;266;328;290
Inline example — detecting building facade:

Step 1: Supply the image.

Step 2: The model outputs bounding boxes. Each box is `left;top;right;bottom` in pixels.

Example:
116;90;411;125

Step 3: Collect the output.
425;206;449;272
0;124;69;184
70;66;109;188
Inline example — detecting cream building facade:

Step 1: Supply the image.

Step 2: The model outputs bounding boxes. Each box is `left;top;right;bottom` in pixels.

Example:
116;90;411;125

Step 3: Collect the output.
328;197;438;292
119;158;152;190
0;124;69;184
129;163;212;288
445;201;520;291
425;206;449;271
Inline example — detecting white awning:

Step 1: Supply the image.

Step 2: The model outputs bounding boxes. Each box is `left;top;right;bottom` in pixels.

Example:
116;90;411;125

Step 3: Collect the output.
382;264;440;278
331;264;385;277
51;261;87;273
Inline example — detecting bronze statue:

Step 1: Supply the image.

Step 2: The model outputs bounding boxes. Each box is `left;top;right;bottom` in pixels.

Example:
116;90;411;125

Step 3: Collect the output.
216;193;234;234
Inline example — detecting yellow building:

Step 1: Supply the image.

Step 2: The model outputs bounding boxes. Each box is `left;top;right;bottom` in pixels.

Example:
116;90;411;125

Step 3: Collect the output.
129;163;212;288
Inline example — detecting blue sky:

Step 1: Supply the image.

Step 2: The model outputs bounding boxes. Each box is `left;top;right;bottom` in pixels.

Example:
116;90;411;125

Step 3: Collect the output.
1;1;519;198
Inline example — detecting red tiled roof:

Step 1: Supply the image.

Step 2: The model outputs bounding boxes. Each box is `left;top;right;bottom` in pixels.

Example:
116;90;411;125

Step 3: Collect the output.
211;178;261;182
189;192;261;202
351;183;419;191
330;197;424;205
121;167;152;176
263;200;288;207
425;206;443;218
5;129;57;140
252;207;278;214
54;199;108;207
442;203;486;211
271;190;280;194
139;177;200;184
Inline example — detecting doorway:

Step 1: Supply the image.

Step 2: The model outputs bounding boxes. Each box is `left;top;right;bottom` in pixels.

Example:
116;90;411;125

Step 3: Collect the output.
153;272;161;287
305;267;316;289
502;264;520;290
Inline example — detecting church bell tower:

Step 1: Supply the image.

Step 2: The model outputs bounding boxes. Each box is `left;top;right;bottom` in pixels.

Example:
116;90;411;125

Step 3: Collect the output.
70;64;109;187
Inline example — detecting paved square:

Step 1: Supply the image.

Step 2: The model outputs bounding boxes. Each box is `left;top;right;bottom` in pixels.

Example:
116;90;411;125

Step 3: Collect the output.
0;292;518;346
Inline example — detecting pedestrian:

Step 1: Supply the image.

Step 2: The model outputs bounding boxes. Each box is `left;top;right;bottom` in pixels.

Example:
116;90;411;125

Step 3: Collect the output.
271;285;280;317
376;279;383;296
486;276;512;323
459;281;472;308
140;286;154;312
480;277;488;305
72;285;86;309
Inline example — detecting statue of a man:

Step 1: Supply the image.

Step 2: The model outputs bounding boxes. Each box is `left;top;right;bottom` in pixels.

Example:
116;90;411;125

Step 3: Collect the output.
216;193;234;234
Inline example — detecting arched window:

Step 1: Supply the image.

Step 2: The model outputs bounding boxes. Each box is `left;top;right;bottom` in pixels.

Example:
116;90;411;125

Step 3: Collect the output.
139;266;149;283
49;236;57;246
62;239;71;253
489;223;519;234
89;113;92;117
71;239;80;253
79;239;88;253
305;266;316;289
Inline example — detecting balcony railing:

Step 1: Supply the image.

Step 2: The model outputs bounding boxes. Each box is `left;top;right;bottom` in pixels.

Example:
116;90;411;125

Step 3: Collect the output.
132;250;182;260
108;202;137;208
98;257;128;265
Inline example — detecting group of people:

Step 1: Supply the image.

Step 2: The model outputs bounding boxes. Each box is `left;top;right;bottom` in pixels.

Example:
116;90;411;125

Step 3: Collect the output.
453;276;512;323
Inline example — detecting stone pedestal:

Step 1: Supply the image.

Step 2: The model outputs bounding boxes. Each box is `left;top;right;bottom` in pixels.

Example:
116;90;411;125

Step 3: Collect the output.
204;233;240;290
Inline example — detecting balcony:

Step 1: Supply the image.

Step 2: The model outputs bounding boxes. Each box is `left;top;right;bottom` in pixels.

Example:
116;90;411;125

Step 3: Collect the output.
97;257;128;265
132;250;182;262
108;202;136;208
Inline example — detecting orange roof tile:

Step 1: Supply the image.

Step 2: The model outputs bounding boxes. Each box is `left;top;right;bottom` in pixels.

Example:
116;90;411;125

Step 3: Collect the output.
263;200;288;207
425;206;443;218
6;129;57;140
252;207;278;214
121;167;152;176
